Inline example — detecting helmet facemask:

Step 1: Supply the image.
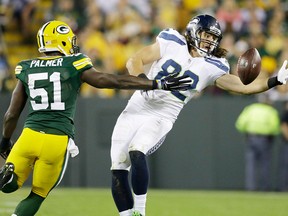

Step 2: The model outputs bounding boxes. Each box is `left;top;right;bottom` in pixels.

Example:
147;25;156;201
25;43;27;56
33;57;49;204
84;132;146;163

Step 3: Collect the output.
71;36;80;54
193;30;221;57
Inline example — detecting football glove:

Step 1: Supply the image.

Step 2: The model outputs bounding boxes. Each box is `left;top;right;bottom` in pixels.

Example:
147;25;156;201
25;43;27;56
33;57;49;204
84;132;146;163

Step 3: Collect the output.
153;73;192;91
277;60;288;84
0;138;13;160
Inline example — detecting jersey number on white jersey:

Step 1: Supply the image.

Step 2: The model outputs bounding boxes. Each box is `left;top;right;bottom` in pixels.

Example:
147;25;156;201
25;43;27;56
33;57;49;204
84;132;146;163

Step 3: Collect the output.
155;59;199;101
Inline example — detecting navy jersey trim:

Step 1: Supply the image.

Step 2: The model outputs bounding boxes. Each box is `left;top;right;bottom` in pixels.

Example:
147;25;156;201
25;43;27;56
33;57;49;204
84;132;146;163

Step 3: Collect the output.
171;91;186;101
204;58;229;72
159;32;186;46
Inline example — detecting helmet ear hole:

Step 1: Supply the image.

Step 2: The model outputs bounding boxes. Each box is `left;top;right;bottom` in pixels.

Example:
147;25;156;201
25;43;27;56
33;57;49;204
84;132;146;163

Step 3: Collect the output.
62;41;66;46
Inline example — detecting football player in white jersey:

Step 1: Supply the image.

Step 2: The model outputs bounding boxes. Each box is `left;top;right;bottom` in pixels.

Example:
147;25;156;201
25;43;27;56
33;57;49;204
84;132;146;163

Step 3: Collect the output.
110;14;288;216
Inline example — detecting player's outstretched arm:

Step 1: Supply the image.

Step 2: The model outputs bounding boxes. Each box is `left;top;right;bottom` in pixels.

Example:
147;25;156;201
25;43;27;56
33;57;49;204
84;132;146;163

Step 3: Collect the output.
215;60;288;95
81;40;193;91
81;68;192;91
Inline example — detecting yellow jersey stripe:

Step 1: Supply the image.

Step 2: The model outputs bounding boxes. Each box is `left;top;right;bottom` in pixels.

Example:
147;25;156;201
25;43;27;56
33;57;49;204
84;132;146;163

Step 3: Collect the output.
73;58;93;70
15;65;22;74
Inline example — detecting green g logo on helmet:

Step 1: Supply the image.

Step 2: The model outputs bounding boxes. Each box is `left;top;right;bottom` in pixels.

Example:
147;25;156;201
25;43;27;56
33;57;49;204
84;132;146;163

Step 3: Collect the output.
56;25;70;34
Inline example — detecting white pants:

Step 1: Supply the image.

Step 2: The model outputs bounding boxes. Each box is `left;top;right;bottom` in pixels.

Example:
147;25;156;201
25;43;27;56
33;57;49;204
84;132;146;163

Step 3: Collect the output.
110;108;173;170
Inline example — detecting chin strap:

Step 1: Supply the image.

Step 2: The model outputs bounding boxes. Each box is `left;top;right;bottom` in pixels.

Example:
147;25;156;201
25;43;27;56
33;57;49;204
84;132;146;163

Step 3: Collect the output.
196;48;208;57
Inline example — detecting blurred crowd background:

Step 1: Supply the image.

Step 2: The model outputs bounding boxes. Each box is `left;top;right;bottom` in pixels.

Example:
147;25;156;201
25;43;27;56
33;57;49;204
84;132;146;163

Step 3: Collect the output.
0;0;287;99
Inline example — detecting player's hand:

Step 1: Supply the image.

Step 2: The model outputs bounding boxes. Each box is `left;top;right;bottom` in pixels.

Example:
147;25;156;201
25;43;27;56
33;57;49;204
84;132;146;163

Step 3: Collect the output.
277;60;288;84
154;73;192;91
0;138;13;160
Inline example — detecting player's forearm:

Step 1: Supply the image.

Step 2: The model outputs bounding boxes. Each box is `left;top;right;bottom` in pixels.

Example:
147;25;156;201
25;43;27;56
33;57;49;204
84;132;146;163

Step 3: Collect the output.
2;112;19;139
97;73;154;90
216;74;269;95
243;77;270;94
2;82;26;138
246;76;282;94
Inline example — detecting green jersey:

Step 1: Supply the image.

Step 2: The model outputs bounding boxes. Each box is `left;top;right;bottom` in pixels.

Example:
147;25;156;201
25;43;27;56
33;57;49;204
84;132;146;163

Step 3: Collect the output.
15;53;93;138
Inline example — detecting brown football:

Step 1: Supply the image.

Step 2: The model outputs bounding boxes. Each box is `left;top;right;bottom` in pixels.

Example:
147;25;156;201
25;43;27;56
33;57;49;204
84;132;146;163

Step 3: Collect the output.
237;48;261;85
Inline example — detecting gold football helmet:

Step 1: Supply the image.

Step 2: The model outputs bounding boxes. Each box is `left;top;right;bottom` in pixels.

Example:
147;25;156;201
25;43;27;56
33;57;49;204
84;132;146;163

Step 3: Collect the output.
37;20;79;56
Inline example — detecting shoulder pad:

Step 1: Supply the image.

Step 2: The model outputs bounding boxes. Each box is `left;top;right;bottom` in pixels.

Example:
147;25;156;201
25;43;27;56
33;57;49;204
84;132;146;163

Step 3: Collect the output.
71;54;93;70
157;29;186;46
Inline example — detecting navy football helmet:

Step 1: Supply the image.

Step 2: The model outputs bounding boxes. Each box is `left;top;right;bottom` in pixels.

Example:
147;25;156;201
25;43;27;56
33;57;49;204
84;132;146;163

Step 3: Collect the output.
185;14;222;57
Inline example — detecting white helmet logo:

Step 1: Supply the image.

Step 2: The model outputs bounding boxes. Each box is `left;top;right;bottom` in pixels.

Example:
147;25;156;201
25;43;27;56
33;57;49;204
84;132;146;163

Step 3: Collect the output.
56;25;70;34
189;18;200;25
209;25;221;36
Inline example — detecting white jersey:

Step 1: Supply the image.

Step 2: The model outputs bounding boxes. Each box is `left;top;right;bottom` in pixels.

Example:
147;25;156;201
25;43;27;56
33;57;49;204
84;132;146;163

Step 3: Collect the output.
125;28;230;122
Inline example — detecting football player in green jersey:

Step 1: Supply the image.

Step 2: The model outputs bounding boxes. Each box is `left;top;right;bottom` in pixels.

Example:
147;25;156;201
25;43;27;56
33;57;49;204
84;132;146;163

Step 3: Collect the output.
0;20;192;216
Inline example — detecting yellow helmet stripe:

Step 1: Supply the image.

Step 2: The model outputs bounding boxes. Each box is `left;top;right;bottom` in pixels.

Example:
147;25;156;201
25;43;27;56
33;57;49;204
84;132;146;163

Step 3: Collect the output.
38;21;51;48
73;57;93;70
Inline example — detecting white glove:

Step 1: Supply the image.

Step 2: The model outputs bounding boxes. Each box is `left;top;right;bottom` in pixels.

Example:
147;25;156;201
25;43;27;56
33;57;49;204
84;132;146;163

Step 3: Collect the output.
67;138;79;158
277;60;288;84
